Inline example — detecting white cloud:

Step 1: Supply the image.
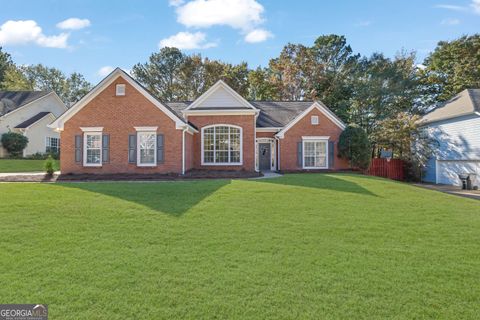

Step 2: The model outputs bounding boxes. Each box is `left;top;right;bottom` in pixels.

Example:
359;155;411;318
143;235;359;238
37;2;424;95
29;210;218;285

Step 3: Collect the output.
471;0;480;14
159;31;217;49
97;66;114;77
172;0;273;43
435;1;480;14
169;0;185;6
176;0;264;30
441;18;460;25
0;20;69;48
56;18;91;30
244;28;272;43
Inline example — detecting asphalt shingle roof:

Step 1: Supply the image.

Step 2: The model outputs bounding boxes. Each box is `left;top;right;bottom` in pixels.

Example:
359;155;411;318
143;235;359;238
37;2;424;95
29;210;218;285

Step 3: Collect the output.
0;91;51;117
166;100;317;128
422;89;480;124
14;112;51;129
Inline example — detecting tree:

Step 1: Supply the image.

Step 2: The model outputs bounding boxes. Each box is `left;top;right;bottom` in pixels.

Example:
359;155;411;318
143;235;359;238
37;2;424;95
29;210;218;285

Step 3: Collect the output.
423;34;480;101
1;132;29;157
247;67;278;100
1;65;32;90
20;64;92;105
311;35;359;121
132;47;186;101
0;47;14;89
338;125;371;169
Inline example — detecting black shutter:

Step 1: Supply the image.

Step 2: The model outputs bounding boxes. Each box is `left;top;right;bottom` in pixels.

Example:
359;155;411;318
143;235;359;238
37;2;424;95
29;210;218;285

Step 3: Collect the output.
157;134;164;164
128;134;136;164
297;141;303;168
75;135;82;163
328;141;334;169
102;134;110;163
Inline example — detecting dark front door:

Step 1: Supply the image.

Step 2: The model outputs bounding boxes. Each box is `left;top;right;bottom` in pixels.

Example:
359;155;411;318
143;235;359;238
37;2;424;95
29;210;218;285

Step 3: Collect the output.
259;143;271;171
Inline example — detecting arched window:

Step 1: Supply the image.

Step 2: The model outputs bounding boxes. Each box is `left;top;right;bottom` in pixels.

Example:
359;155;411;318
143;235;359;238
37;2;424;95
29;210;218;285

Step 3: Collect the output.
201;125;242;165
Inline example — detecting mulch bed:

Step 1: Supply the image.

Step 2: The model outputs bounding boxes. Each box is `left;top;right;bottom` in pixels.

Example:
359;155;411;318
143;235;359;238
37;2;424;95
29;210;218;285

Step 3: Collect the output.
0;170;262;182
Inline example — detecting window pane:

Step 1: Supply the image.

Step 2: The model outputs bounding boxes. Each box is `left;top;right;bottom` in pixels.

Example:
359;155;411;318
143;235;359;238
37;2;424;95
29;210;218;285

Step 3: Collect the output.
138;132;156;164
231;151;240;163
216;151;229;163
87;135;101;148
87;149;101;164
204;151;214;163
203;126;242;164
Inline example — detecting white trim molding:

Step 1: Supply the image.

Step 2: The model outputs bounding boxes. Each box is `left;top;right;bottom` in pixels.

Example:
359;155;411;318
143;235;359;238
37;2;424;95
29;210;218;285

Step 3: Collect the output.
183;80;258;112
136;130;157;167
201;124;243;166
134;126;158;132
255;137;276;172
256;127;282;132
80;127;104;132
83;131;103;167
183;110;257;116
302;136;330;140
302;137;329;170
276;102;346;139
48;68;194;132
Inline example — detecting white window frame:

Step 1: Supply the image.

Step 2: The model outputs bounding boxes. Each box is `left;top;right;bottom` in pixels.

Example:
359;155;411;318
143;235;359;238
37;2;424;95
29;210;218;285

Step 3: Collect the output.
116;84;126;96
302;136;329;169
311;115;319;125
135;127;157;167
83;132;102;167
45;136;60;153
201;124;243;166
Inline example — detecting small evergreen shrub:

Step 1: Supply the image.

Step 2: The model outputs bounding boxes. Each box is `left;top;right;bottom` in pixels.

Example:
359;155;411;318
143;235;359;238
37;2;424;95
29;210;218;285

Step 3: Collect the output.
44;155;55;175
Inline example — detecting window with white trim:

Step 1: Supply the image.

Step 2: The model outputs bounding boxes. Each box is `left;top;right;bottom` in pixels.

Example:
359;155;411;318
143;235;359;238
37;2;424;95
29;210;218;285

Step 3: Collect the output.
84;132;102;166
202;125;242;165
45;137;59;153
303;139;328;169
137;131;156;166
311;115;319;125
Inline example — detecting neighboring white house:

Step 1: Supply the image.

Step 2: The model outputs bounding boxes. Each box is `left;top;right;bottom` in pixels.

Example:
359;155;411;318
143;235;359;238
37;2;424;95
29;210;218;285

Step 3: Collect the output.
421;89;480;186
0;91;67;157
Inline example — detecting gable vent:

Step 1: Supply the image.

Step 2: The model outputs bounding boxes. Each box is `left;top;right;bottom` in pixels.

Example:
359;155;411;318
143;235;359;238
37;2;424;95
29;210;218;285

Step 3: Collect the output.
116;84;126;96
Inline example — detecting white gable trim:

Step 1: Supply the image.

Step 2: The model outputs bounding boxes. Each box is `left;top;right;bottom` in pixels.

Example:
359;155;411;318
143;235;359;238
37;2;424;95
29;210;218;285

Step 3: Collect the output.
275;102;346;139
183;80;257;113
0;91;67;121
48;68;193;131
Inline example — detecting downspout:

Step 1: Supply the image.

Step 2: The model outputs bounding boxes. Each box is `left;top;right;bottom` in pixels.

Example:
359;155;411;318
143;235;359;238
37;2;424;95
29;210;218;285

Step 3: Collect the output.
275;137;281;171
182;127;187;175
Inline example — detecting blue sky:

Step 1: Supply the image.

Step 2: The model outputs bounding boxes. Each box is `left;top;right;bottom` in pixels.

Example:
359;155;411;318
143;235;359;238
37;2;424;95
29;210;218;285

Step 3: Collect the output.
0;0;478;83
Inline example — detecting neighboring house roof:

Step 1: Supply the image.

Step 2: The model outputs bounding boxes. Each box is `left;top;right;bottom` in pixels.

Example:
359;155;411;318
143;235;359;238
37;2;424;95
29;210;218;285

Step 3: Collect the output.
166;100;345;129
0;91;51;117
14;111;52;129
422;89;480;124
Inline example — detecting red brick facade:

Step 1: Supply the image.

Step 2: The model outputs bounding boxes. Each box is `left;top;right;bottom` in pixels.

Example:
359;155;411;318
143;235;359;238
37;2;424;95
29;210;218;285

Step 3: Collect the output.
61;76;183;174
59;73;349;175
188;114;256;171
278;108;349;171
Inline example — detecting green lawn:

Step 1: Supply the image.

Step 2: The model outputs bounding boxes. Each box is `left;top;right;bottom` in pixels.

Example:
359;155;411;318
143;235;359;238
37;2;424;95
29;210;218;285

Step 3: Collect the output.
0;159;59;173
0;174;479;319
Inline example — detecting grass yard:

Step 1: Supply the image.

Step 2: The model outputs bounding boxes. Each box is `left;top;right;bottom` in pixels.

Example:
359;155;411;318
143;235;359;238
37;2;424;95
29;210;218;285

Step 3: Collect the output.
0;174;479;319
0;159;59;173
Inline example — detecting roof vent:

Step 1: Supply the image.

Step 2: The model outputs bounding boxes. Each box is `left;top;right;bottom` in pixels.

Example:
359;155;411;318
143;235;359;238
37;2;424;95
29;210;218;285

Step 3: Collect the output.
116;84;126;96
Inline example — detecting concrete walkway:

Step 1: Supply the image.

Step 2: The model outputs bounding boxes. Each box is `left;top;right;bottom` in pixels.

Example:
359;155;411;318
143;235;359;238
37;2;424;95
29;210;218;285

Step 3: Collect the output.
0;171;60;177
251;172;283;179
414;183;480;200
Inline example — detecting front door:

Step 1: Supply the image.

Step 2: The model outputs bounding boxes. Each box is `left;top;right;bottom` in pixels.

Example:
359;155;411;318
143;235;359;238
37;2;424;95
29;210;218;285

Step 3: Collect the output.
259;143;271;171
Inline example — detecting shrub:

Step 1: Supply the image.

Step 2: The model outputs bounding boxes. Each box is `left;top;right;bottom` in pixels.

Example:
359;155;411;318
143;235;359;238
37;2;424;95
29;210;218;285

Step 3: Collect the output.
1;132;28;157
44;155;55;175
27;151;60;160
338;125;371;170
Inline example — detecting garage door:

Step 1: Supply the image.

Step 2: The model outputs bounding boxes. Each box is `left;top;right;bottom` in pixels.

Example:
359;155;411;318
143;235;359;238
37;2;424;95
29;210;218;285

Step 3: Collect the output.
437;160;480;186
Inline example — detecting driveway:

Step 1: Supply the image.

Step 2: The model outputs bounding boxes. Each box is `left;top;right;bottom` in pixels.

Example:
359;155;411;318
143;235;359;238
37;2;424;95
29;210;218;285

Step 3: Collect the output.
414;183;480;200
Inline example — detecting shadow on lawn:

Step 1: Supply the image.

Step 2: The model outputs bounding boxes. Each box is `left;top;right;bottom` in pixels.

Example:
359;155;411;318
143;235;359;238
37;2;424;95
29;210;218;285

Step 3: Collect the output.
58;180;231;216
254;173;378;197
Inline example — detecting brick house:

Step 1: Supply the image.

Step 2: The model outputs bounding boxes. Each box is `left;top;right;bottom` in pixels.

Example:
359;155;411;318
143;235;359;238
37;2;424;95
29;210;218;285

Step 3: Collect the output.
49;68;349;175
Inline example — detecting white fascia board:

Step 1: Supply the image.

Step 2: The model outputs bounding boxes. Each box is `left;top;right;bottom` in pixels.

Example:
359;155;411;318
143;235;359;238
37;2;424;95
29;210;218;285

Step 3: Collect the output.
49;68;191;131
183;109;257;116
183;80;257;111
275;102;346;139
256;127;282;132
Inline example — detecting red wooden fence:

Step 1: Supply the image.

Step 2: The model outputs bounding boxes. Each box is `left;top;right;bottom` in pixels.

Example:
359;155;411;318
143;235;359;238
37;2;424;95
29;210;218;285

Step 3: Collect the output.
366;158;405;181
